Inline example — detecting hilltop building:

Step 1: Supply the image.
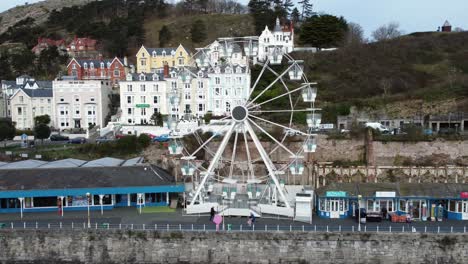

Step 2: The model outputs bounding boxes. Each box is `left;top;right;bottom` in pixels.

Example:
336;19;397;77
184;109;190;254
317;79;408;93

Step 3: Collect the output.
66;36;99;58
441;20;452;32
31;37;67;55
257;17;294;62
135;44;191;73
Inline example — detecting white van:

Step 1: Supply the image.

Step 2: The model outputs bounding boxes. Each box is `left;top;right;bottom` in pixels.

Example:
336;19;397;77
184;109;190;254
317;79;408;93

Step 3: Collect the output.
365;122;390;133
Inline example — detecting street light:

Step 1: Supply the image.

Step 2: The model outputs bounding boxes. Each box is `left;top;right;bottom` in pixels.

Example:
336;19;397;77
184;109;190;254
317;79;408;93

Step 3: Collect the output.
99;194;104;215
137;193;143;214
18;197;24;219
59;196;64;217
86;192;91;228
358;195;362;231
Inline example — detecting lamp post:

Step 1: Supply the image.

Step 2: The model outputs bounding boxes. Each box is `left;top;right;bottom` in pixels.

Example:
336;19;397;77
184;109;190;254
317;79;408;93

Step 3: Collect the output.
358;195;362;231
18;197;24;219
59;196;64;217
86;192;91;228
137;193;142;214
99;194;104;215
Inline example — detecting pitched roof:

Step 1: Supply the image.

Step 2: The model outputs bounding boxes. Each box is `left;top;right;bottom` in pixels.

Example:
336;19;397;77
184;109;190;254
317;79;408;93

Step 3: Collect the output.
443;20;451;27
21;88;53;98
0;165;176;191
146;47;177;56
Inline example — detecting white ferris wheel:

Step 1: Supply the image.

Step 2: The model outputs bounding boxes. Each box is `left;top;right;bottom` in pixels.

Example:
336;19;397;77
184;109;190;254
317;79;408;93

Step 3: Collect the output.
167;38;321;217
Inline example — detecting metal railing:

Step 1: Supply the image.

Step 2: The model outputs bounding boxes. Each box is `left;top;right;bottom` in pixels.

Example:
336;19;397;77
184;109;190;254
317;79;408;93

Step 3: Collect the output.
1;222;467;234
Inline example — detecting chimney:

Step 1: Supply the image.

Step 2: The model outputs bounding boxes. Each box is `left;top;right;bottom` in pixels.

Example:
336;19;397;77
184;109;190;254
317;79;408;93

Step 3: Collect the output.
98;53;103;61
124;56;128;67
163;64;169;78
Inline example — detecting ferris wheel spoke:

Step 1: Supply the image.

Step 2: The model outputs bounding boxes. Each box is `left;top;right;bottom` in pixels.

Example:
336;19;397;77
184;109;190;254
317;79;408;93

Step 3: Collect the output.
248;84;308;110
228;130;239;179
248;59;269;99
243;129;255;182
187;120;233;158
189;122;236;206
250;108;320;114
249;114;311;137
246;63;296;108
247;118;296;157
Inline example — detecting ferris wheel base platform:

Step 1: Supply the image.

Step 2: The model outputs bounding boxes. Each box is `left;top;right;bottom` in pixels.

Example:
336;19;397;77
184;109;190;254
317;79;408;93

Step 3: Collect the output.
256;204;295;218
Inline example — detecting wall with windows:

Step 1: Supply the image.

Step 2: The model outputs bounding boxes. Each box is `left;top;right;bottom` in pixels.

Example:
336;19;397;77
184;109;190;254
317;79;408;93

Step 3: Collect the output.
10;90;53;130
53;80;111;130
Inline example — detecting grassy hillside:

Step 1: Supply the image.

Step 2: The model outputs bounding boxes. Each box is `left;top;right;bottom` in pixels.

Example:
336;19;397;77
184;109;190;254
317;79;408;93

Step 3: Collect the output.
142;14;254;51
0;0;97;35
297;32;468;118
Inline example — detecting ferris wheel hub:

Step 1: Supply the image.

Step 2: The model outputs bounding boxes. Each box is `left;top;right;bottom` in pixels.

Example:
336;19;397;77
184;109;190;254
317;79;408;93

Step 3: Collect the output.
231;105;248;122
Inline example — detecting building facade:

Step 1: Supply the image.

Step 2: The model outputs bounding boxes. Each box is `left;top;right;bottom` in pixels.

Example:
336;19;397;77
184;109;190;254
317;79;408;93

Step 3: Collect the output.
135;44;191;73
52;78;112;130
31;37;67;55
67;57;130;88
1;76;52;118
119;72;169;125
257;17;294;62
10;89;53;130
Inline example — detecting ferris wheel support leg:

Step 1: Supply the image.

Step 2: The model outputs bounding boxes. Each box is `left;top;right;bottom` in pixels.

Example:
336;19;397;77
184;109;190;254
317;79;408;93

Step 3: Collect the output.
189;122;236;206
244;121;291;208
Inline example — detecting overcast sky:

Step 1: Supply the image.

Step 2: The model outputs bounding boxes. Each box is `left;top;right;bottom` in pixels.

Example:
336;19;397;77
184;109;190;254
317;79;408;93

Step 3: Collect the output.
2;0;467;37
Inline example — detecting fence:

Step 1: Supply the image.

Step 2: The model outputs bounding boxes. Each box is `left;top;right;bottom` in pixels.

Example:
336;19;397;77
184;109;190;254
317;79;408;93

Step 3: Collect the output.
1;221;467;234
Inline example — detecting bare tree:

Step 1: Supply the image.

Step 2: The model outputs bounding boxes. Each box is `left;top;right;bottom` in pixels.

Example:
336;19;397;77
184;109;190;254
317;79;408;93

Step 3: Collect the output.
345;22;366;46
372;22;402;42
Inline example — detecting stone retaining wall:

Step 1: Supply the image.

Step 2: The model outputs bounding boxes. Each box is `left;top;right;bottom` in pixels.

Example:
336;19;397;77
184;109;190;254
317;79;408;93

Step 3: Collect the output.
0;230;467;263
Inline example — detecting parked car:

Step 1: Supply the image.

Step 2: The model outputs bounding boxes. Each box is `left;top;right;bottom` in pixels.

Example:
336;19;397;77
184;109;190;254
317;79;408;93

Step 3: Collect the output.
50;134;69;141
96;137;114;144
68;137;87;144
153;134;170;142
115;134;129;139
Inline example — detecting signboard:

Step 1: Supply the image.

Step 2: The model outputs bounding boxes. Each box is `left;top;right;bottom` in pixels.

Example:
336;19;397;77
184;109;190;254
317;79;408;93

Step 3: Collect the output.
319;124;334;130
326;191;347;197
21;134;28;140
136;104;150;108
460;192;468;199
376;191;396;198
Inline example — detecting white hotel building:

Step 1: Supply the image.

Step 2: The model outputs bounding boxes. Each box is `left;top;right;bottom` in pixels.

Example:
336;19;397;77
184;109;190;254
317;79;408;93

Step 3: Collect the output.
52;78;112;130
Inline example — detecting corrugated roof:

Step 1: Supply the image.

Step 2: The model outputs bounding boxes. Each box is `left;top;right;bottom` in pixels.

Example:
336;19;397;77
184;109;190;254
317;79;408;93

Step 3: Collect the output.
39;158;87;168
81;157;124;167
0;166;175;191
0;160;48;169
121;157;144;167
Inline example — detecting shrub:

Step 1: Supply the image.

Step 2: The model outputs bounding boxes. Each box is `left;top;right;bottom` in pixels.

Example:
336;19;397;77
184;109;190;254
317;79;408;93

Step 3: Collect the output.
138;134;151;149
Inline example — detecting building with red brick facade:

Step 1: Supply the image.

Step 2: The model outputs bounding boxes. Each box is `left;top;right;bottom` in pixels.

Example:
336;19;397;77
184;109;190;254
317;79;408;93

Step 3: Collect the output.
67;57;130;88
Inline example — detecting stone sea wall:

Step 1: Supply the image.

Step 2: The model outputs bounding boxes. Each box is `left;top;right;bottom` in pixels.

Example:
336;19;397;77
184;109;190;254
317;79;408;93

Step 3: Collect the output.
0;230;467;264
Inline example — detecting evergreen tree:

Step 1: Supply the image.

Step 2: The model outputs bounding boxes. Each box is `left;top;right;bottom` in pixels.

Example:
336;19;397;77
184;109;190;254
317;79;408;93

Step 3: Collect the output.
299;14;348;48
190;19;207;43
248;0;276;34
298;0;314;20
283;0;294;17
273;0;286;19
159;25;172;47
291;7;300;24
34;123;51;144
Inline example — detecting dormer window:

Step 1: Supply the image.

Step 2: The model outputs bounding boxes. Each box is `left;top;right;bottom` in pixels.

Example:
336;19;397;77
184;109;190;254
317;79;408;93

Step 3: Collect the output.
152;74;159;81
170;72;177;78
139;74;146;81
225;67;231;74
198;71;203;77
236;66;242;73
215;67;221;74
171;50;176;56
126;73;133;81
90;63;94;69
100;62;105;69
83;63;88;69
152;51;157;57
162;50;166;57
107;62;111;68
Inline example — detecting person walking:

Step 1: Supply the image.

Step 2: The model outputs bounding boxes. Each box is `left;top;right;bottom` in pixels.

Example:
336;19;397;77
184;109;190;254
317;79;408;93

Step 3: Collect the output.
247;213;256;227
210;207;215;222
